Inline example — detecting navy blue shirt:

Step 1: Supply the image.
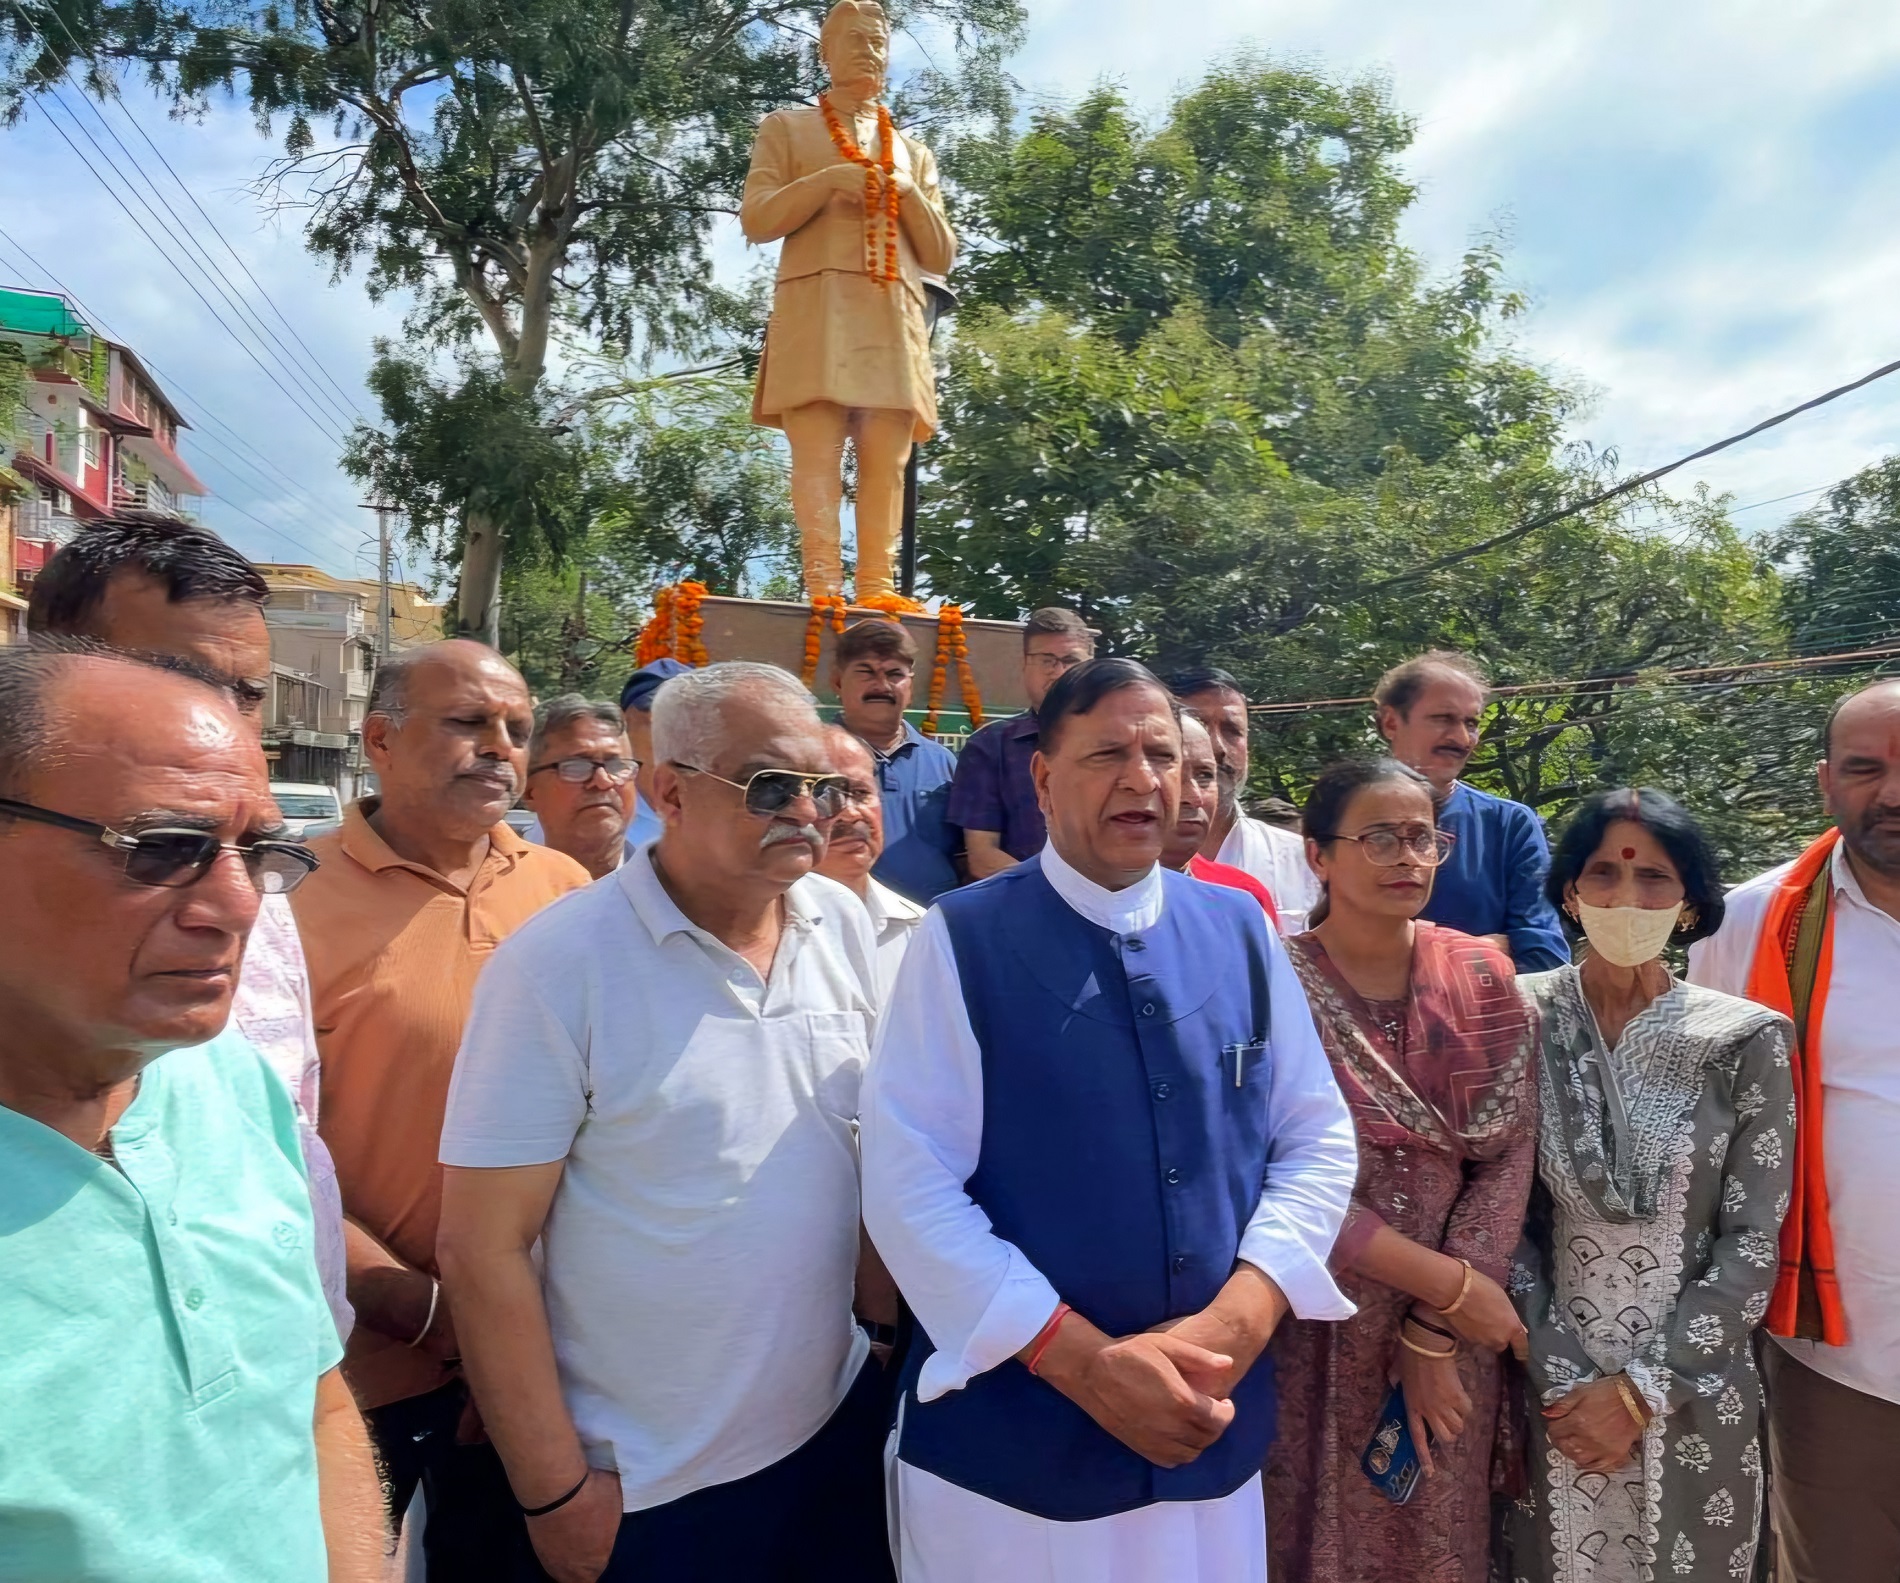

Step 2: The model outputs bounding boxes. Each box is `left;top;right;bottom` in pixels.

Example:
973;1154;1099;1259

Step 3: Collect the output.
1425;781;1570;971
864;722;960;904
945;710;1044;862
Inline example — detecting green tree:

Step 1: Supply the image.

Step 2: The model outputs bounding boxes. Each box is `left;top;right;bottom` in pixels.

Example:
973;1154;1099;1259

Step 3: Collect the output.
4;0;1022;638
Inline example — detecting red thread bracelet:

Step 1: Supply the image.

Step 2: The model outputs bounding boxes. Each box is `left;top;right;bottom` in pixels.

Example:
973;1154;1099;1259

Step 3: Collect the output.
1025;1303;1074;1376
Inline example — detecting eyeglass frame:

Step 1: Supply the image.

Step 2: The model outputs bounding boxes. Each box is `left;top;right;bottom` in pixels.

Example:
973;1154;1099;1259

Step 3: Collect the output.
669;763;851;820
527;755;638;786
1321;824;1457;867
0;794;322;893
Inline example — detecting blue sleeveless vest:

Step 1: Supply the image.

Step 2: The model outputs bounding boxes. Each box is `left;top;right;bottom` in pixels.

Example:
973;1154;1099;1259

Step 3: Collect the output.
896;858;1281;1521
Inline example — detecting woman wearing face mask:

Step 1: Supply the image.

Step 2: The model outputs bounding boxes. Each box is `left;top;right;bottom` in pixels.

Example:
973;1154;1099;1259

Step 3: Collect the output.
1504;788;1795;1583
1265;759;1537;1583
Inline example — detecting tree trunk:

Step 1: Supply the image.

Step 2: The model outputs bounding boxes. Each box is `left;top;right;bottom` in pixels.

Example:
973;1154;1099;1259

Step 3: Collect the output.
457;507;506;646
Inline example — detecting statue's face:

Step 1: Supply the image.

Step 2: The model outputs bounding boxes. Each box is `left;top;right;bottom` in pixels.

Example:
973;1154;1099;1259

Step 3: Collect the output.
823;11;889;97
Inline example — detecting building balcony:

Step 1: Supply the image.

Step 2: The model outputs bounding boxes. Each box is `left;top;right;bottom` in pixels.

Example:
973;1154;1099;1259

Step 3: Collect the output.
16;493;79;547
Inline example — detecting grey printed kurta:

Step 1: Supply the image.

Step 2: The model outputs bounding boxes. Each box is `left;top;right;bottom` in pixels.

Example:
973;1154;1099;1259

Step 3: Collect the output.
1503;969;1794;1583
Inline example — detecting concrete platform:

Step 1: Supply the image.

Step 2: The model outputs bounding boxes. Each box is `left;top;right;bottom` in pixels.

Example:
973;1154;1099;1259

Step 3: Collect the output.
695;594;1028;714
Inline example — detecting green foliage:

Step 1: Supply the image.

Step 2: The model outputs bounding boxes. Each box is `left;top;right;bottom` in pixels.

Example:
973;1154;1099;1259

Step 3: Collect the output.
927;57;1834;873
4;0;1022;631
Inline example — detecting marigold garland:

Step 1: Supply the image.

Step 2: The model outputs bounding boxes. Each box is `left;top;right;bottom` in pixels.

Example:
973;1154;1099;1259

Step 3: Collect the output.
801;594;849;688
922;603;985;737
820;94;902;287
634;580;710;667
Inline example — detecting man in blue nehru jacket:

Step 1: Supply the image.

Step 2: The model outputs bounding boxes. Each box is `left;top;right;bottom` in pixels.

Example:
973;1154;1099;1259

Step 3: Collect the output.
863;658;1358;1581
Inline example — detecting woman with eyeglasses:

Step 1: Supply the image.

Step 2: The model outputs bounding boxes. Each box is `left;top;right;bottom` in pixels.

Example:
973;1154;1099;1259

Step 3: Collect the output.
1265;758;1538;1583
1501;790;1793;1583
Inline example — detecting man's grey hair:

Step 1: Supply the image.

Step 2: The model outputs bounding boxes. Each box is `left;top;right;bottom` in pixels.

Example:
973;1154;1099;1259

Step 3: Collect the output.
650;662;818;768
0;638;228;797
530;694;626;764
365;638;515;725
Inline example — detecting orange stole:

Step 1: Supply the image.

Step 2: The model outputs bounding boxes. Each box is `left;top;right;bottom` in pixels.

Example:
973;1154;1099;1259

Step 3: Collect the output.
1742;828;1848;1345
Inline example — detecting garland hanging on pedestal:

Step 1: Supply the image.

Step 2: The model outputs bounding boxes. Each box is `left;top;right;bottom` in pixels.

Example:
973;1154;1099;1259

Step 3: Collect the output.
922;603;985;737
634;580;709;667
801;594;849;688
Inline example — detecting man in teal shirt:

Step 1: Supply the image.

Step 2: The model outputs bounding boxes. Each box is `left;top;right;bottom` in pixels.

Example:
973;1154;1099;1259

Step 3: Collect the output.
0;646;382;1583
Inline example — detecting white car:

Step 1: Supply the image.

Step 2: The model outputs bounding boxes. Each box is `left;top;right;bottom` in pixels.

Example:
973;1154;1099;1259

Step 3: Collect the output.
269;782;343;839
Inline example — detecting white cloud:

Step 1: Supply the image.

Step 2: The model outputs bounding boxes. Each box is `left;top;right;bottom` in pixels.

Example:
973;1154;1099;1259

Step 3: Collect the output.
6;1;1900;579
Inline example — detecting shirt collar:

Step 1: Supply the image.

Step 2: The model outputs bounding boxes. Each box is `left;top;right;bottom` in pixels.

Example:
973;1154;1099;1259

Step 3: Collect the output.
619;842;822;945
1039;839;1164;933
864;874;925;930
339;797;527;887
1006;710;1041;741
1831;838;1882;916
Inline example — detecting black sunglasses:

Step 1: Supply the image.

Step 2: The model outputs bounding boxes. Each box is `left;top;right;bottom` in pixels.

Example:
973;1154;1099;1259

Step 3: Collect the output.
671;764;850;820
0;796;321;894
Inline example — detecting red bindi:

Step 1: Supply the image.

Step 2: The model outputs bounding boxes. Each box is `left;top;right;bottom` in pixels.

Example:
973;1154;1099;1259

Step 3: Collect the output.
1621;847;1637;860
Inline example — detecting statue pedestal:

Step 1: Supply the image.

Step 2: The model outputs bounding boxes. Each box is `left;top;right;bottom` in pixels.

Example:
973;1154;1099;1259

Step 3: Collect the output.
692;595;1027;711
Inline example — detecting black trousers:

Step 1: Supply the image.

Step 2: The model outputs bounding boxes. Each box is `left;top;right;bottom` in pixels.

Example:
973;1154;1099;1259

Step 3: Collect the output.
518;1356;896;1583
367;1378;537;1582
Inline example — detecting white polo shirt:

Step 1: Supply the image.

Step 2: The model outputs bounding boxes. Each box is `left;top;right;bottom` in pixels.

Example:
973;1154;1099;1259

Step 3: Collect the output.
862;874;925;1003
440;849;878;1510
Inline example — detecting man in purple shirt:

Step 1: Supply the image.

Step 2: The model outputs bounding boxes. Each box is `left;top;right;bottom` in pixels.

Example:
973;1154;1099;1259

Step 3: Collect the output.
947;607;1094;878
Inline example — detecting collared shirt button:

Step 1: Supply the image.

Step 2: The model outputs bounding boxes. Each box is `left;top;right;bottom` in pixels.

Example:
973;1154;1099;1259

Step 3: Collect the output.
184;1287;206;1311
1164;1167;1182;1186
1141;1003;1157;1018
1152;1081;1173;1102
1172;1254;1188;1274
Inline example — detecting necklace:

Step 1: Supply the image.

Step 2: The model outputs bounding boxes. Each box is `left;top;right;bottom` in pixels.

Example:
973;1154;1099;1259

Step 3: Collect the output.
819;94;902;286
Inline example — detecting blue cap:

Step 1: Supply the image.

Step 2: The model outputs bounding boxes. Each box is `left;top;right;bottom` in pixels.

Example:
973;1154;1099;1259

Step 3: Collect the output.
619;657;693;714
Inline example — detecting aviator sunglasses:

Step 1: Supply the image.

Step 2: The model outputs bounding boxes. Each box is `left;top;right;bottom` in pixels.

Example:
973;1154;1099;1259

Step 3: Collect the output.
670;764;851;821
0;796;321;894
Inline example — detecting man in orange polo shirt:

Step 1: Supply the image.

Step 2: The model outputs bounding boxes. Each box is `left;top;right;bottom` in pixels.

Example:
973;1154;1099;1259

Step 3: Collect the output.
292;639;588;1579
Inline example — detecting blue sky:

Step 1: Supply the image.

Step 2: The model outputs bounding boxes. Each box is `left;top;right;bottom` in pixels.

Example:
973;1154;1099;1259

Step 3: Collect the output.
3;0;1898;577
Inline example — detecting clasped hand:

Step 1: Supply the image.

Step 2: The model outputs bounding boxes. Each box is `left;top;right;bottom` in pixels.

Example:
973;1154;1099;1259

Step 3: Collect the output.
1059;1329;1238;1468
1544;1376;1648;1474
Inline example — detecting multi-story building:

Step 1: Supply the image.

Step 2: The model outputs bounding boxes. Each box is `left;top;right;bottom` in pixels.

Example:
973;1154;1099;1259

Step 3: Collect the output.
0;489;24;642
256;564;445;795
1;285;204;594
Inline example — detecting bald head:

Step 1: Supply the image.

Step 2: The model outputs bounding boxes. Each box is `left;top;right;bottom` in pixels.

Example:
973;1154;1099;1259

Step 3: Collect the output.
1820;679;1900;878
0;648;274;1070
362;639;532;840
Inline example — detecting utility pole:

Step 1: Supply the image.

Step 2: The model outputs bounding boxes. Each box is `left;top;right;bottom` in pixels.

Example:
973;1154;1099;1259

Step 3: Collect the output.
359;499;395;657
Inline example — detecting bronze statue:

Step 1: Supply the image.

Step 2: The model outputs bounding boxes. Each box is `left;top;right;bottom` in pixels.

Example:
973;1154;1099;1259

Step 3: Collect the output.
741;0;956;603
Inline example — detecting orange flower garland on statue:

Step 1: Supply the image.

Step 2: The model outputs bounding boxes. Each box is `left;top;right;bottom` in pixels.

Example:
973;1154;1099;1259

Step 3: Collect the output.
922;603;984;736
801;594;849;688
634;580;710;667
820;95;902;288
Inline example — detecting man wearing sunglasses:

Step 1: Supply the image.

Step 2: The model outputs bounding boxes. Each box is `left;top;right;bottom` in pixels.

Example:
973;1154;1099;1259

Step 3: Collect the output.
0;645;381;1583
520;695;642;880
439;661;892;1583
28;512;352;1339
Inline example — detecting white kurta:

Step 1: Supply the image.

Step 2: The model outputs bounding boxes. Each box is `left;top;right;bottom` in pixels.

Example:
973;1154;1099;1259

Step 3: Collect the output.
862;842;1360;1582
1217;816;1321;936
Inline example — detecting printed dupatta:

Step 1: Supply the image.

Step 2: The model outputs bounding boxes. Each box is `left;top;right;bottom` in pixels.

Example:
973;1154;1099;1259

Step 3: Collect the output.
1288;923;1536;1160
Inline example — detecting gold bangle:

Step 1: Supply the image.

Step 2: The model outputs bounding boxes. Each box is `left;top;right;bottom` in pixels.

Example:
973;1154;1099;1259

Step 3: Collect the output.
1398;1329;1458;1360
1437;1259;1475;1316
1614;1375;1650;1430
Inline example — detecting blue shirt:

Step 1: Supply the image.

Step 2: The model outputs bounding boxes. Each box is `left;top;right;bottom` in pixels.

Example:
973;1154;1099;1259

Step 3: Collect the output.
0;1030;340;1583
946;710;1044;862
1426;781;1570;971
864;721;960;904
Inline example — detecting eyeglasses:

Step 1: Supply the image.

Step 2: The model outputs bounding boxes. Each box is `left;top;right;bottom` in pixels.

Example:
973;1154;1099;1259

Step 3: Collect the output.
1026;652;1088;673
1327;826;1456;867
528;756;637;785
0;796;321;894
671;764;850;820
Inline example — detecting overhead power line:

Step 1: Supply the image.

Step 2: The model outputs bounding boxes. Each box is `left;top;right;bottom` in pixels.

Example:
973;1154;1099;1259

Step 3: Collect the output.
1354;353;1900;599
1249;642;1900;716
5;0;365;431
